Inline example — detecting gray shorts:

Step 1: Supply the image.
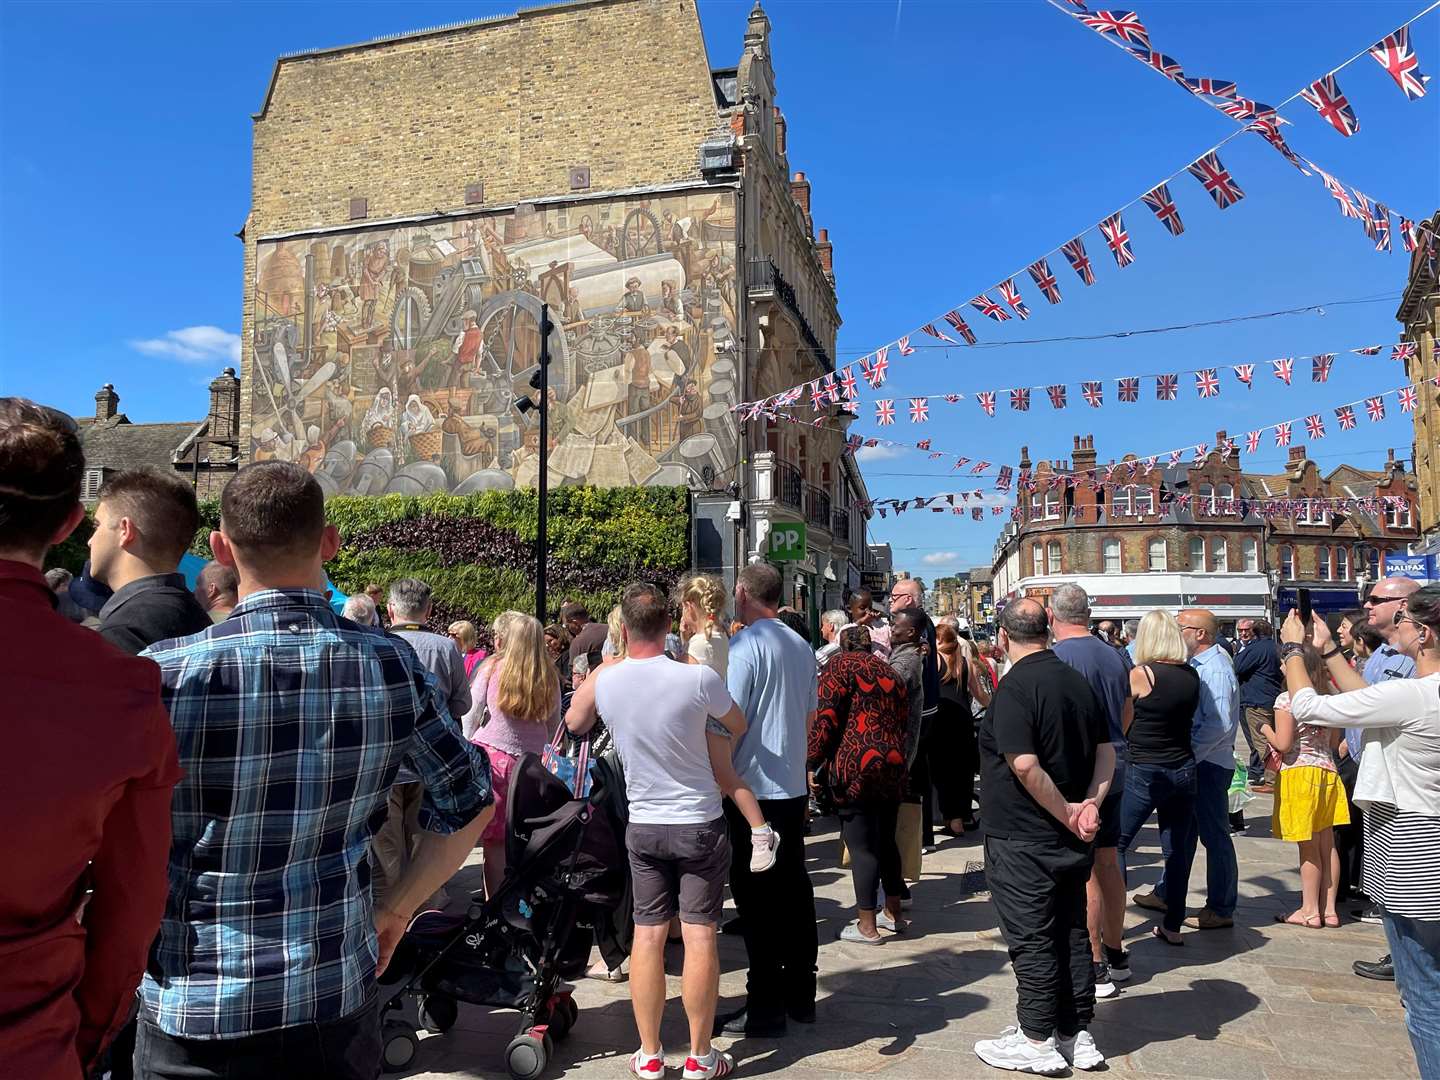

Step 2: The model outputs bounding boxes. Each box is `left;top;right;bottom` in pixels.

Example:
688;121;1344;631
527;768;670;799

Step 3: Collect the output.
626;818;731;926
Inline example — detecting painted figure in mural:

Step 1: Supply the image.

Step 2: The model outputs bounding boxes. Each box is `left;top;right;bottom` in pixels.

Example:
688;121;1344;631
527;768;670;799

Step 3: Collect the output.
617;276;647;314
312;281;352;369
362;387;398;449
400;395;437;441
675;378;704;442
564;287;586;324
625;336;654;446
452;309;485;384
659;279;682;318
659;323;693;372
441;406;497;468
359;241;390;328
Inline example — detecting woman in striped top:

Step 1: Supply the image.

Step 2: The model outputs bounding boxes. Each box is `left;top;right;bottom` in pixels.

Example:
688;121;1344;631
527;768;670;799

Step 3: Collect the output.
1278;585;1440;1077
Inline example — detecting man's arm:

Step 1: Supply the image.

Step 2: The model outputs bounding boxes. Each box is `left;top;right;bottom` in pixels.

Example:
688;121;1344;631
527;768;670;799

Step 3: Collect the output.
712;702;747;738
374;813;489;973
564;671;600;734
1120;695;1135;739
1232;644;1260;681
1006;752;1100;841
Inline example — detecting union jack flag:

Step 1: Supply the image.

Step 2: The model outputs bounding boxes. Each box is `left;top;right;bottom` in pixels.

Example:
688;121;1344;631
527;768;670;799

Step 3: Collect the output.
1061;237;1096;285
928;452;945;460
1354;344;1383;356
809;381;825;409
1272;358;1294;385
1156;374;1178;400
1400;218;1419;252
868;351;890;387
1393;342;1418;363
1400;386;1419;412
920;322;954;343
1245;116;1309;173
1141;182;1185;235
840;366;858;400
1321;174;1360;218
1048;384;1068;409
1169;449;1183;465
1354;191;1379;241
875;399;895;425
1234;364;1254;386
1374;204;1392;252
1083;381;1104;407
1028;259;1062;304
1217;97;1278;121
1011;387;1031;411
971;460;992;474
977;391;997;417
996;465;1013;490
943;310;977;344
1118;376;1140;402
1099;213;1134;267
1336;405;1357;430
1193;443;1208;462
971;293;1011;321
1080;10;1149;48
1305;414;1326;440
998;278;1031;320
1312;354;1335;382
846;434;863;450
1275;421;1292;447
1246;429;1262;453
1221;437;1237;460
943;393;961;403
1186;151;1245;209
1196;368;1220;397
916;439;931;451
908;397;929;423
1370;27;1430;100
897;336;916;357
972;507;984;521
1366;396;1387;421
1301;74;1360;136
824;373;842;403
953;457;970;471
1134;49;1186;85
1184;76;1237;98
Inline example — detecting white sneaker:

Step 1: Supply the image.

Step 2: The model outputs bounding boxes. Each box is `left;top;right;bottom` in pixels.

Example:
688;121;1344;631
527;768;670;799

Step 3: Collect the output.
838;920;884;944
1059;1030;1106;1070
973;1026;1068;1074
628;1048;666;1078
749;824;780;873
876;911;906;933
682;1049;735;1079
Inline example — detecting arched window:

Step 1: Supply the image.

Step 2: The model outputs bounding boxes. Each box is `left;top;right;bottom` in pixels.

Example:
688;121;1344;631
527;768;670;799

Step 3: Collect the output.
1243;537;1259;573
1280;545;1294;578
1103;538;1122;573
1047;541;1062;574
1032;543;1044;576
1148;537;1167;571
1317;546;1331;581
1368;546;1382;579
1189;537;1205;572
1212;538;1228;573
1336;545;1349;581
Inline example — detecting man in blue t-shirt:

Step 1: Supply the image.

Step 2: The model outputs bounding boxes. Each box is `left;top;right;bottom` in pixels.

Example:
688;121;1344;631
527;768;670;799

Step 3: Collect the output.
718;562;819;1038
1048;584;1133;998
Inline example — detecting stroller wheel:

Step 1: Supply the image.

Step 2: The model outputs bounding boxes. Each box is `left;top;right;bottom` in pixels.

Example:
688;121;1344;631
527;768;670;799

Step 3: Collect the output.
547;996;576;1041
504;1032;548;1080
380;1021;419;1072
418;992;459;1034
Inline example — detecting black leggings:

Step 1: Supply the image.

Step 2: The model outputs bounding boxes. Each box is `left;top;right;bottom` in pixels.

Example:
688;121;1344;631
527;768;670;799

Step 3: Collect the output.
839;801;904;911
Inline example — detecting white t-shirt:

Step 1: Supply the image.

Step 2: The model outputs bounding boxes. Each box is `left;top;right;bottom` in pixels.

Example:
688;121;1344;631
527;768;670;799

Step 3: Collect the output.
594;654;734;824
687;626;729;678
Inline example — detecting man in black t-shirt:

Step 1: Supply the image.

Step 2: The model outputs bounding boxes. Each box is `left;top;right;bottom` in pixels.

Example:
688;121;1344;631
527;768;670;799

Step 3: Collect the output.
974;599;1115;1075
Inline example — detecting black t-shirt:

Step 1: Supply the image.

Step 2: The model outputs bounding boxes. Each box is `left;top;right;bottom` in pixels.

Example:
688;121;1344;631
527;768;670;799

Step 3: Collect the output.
978;649;1109;849
568;621;609;668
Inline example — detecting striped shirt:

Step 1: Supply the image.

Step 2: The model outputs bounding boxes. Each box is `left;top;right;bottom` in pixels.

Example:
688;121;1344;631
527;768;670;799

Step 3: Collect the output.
1363;802;1440;919
139;589;492;1038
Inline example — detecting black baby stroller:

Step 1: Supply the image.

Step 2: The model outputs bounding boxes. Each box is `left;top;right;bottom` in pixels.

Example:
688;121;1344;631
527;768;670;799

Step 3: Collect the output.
378;751;625;1079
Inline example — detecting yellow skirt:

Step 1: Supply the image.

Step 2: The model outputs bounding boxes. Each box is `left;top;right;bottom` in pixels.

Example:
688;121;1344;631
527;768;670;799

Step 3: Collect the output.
1272;765;1351;842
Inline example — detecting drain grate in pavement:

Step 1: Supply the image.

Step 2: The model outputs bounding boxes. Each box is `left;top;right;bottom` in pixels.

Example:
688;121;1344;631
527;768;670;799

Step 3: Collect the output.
959;860;987;896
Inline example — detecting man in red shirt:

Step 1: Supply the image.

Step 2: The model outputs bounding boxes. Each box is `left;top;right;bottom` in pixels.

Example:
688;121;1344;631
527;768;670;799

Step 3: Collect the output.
0;397;182;1080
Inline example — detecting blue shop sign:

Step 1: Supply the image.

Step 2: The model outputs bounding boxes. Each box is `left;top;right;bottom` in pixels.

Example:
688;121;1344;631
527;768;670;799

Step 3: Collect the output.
1383;553;1437;581
1276;588;1361;617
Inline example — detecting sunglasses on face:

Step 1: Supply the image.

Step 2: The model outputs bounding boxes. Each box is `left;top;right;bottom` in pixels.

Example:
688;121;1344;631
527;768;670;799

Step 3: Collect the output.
1364;593;1404;606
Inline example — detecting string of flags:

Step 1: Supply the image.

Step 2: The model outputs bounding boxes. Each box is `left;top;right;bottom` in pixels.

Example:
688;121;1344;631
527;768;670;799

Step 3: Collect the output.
733;7;1438;419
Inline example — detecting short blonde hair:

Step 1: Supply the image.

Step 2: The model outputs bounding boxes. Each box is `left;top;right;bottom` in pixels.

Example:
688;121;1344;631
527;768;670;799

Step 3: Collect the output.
448;620;477;651
1133;609;1188;665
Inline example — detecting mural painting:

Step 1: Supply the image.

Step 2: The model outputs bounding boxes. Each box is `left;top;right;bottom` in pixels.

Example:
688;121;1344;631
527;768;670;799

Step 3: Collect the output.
249;191;739;497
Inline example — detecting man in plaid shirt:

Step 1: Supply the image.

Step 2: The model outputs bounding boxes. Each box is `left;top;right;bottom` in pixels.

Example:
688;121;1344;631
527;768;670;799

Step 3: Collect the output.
134;462;493;1079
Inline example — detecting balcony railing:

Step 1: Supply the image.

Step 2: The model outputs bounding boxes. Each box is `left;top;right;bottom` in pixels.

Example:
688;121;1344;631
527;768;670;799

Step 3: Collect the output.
807;485;832;528
832;509;851;540
776;461;804;510
746;259;833;371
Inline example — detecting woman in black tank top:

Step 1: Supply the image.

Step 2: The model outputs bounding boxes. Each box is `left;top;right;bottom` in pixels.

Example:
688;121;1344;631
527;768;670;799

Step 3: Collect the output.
1117;610;1202;945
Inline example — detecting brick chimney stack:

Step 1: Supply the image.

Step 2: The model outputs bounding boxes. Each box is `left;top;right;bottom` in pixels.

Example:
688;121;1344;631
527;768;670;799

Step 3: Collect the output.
1019;445;1032;470
208;367;242;443
789;171;813;235
815;228;834;280
95;383;119;421
773;107;787;157
1072;433;1097;473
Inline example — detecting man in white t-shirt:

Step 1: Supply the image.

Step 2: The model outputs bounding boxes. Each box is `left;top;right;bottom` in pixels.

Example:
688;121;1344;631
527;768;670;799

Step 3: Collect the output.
575;582;745;1080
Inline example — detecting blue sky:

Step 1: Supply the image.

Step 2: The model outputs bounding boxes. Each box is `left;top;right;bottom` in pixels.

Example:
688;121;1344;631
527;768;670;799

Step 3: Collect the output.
2;0;1436;579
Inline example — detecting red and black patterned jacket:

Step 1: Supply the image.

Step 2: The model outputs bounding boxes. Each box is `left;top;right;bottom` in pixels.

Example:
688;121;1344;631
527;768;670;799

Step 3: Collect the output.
809;649;910;805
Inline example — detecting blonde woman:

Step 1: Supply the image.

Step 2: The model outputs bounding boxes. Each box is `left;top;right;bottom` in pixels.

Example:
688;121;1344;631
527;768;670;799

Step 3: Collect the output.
680;573;729;678
470;612;561;897
1117;610;1202;946
448;619;487;681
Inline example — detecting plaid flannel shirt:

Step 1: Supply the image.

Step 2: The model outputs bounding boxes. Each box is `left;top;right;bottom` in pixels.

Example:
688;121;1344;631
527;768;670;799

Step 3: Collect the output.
139;589;492;1038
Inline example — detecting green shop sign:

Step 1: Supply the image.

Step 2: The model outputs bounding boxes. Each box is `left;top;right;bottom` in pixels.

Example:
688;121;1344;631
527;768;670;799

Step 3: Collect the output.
767;521;807;562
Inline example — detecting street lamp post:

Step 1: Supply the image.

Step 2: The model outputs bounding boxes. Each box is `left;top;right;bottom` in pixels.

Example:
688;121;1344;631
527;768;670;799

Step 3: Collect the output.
517;303;554;624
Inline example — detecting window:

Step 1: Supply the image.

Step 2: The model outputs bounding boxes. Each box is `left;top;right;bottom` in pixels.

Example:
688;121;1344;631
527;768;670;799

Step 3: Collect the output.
1299;500;1330;526
81;469;103;502
1029;494;1044;520
1032;543;1044;576
1134;487;1155;516
1211;539;1228;573
1217;483;1234;515
1280;545;1294;578
1189;537;1205;572
1336;545;1349;581
1044;491;1062;520
1198;483;1215;514
1243;537;1259;573
1047;541;1062;574
1103;539;1121;573
1148;538;1167;571
1384;500;1413;528
1368;546;1382;579
1317;546;1331;581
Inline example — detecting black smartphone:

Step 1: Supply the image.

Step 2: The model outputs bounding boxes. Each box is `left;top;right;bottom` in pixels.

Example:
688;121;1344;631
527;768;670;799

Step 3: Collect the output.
1297;587;1312;625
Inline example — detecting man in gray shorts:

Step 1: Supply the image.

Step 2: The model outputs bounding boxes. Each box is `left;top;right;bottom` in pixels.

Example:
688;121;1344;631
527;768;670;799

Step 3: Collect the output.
575;582;747;1079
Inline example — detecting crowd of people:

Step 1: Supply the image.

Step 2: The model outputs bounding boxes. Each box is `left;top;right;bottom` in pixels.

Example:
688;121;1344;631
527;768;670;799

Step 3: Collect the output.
3;391;1437;1079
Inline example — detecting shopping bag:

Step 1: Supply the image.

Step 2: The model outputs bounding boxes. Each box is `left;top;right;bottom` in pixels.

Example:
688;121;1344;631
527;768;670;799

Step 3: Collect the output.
541;720;595;799
1227;757;1253;814
896;802;923;882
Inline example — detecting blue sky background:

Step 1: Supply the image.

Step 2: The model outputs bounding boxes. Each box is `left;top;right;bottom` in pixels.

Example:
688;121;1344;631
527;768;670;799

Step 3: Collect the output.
2;0;1436;579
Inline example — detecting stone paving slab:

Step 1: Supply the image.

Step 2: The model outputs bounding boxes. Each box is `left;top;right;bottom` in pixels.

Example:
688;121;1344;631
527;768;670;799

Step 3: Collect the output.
403;794;1413;1080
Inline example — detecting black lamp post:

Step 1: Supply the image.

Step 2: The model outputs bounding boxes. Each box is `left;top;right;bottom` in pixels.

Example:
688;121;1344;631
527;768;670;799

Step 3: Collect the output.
516;303;554;624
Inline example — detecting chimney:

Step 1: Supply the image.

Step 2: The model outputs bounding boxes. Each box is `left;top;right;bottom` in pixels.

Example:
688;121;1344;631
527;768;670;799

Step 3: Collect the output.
1019;445;1032;470
95;383;119;421
1072;434;1097;472
208;367;242;443
790;171;812;230
773;107;787;156
815;228;834;279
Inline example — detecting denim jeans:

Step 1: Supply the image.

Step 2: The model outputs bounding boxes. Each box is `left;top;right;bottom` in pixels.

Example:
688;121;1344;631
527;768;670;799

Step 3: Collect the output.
1117;760;1198;933
1154;759;1238;918
1383;912;1440;1076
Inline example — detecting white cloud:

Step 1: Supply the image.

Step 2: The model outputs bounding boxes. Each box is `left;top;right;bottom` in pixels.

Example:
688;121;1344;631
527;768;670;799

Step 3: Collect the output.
921;551;959;566
131;325;242;365
855;443;905;462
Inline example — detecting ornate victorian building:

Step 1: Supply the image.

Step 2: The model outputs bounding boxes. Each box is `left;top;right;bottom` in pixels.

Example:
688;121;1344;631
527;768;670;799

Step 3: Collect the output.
1398;211;1440;553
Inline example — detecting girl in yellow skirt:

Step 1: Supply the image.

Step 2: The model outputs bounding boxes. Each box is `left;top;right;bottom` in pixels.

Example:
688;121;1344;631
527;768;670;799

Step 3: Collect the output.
1261;645;1351;928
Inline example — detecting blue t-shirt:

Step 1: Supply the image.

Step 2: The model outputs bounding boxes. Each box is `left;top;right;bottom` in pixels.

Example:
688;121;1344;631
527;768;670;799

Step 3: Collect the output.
1053;634;1131;745
726;618;819;799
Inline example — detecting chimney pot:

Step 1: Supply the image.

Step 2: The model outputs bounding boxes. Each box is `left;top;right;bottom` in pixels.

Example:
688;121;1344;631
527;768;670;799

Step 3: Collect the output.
1287;446;1306;463
94;383;120;421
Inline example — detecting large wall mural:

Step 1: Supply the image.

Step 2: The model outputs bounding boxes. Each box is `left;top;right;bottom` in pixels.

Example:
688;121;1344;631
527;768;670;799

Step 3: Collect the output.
249;191;739;497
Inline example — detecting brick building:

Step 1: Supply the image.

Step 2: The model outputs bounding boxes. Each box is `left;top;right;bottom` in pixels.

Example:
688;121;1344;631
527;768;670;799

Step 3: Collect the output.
240;0;870;608
1398;211;1440;553
990;431;1419;626
965;567;994;633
